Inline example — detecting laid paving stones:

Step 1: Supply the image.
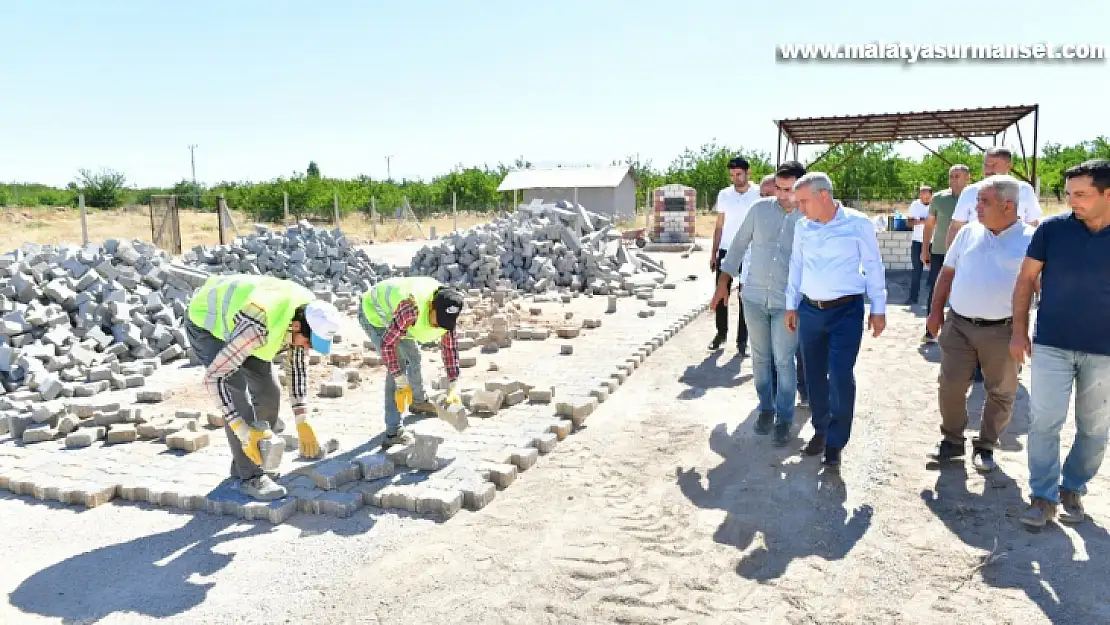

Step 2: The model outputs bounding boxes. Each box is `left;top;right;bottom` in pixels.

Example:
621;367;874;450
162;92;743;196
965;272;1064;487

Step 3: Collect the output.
0;245;710;525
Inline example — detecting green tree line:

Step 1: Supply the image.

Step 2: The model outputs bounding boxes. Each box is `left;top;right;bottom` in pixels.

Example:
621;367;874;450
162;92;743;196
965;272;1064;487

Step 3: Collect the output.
3;138;1107;220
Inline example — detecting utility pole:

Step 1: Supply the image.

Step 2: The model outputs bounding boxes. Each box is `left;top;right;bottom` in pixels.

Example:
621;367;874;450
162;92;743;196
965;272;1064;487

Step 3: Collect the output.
385;155;393;182
188;144;198;209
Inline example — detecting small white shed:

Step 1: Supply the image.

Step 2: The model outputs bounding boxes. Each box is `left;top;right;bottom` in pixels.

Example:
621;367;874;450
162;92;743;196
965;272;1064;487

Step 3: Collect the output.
497;165;637;220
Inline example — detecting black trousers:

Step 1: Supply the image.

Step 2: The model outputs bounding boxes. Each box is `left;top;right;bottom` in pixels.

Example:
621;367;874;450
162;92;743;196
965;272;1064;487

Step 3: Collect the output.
909;240;924;303
715;248;748;346
925;252;945;313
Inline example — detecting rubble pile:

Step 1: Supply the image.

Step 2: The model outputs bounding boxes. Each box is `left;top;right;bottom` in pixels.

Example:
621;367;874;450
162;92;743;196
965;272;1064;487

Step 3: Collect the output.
0;239;207;413
410;200;667;294
183;221;397;311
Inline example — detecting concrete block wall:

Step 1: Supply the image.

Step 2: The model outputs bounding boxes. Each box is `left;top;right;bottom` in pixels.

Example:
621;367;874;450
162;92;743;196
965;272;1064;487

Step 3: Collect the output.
877;231;913;270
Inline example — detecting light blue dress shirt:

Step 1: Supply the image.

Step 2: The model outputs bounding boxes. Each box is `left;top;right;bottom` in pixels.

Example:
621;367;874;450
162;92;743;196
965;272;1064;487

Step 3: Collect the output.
785;203;888;314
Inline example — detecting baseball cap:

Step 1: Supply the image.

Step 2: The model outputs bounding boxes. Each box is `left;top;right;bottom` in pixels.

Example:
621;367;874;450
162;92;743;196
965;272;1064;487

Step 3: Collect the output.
433;288;465;332
304;300;341;355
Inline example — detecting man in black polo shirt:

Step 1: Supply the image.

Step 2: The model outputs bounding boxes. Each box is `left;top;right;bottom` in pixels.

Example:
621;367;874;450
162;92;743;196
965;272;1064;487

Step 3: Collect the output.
1012;159;1110;529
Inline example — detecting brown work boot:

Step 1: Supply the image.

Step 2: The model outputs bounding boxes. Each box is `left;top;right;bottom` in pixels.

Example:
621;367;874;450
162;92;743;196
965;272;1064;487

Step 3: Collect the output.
1020;498;1057;529
1059;490;1086;524
409;400;438;415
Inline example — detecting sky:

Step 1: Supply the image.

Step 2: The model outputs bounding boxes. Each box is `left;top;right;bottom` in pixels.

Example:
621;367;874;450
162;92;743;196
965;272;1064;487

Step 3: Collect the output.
2;0;1108;188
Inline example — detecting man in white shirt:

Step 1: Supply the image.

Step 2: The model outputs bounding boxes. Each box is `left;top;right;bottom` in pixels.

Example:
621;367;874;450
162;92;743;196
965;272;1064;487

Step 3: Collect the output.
926;174;1035;473
946;147;1042;249
709;157;761;354
784;173;888;468
907;185;932;305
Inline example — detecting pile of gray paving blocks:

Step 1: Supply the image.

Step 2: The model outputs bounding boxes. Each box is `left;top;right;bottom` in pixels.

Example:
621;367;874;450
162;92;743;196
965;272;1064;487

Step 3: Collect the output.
410;200;667;293
0;240;209;427
182;220;398;310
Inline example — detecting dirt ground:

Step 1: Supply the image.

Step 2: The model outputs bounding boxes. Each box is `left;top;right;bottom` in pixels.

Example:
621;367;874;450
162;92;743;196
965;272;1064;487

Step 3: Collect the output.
0;278;1106;624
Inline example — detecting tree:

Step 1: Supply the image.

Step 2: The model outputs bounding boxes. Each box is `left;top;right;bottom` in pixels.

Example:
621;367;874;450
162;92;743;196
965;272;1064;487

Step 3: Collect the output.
75;168;126;208
307;161;321;179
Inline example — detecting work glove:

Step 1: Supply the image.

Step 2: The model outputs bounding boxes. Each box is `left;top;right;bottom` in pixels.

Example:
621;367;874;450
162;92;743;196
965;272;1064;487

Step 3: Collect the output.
229;418;269;467
393;373;413;414
444;382;461;407
297;421;320;458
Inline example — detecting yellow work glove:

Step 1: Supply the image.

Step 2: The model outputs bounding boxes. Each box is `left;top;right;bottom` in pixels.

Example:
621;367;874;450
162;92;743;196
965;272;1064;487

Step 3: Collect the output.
297;421;320;458
229;417;268;466
393;374;413;414
445;382;461;407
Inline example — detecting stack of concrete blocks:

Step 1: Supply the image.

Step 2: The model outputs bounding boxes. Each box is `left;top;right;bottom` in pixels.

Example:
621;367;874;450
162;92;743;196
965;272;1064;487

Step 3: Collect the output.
0;241;208;432
182;220;397;312
877;230;914;270
410;200;668;295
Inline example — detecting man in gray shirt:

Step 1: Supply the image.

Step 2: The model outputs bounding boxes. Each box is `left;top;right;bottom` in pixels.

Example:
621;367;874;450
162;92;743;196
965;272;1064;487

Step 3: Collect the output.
711;161;808;446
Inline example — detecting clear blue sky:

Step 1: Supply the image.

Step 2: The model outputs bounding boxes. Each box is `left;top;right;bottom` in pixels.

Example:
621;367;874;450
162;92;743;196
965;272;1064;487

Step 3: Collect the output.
2;0;1107;188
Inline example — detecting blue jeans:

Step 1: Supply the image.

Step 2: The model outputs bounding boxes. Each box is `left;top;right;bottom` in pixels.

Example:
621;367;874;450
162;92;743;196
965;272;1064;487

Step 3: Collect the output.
358;310;427;434
798;297;865;450
743;298;799;425
1027;345;1110;503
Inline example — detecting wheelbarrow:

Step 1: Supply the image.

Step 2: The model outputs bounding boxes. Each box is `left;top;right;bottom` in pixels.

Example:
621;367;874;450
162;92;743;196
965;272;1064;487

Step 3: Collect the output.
620;227;648;249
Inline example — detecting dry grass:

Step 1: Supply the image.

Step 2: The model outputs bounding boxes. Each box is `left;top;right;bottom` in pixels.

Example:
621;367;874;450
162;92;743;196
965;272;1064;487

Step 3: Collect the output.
3;198;1071;256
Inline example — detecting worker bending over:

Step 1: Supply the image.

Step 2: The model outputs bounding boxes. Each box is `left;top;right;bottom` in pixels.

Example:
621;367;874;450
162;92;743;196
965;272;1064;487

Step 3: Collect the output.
359;276;465;447
186;275;341;500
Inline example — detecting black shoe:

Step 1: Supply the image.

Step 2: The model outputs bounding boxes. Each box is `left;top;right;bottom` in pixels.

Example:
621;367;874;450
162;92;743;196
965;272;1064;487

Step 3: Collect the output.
803;433;826;456
929;440;966;461
822;447;842;468
773;422;791;446
736;342;747;357
754;411;774;435
972;448;997;473
708;335;724;351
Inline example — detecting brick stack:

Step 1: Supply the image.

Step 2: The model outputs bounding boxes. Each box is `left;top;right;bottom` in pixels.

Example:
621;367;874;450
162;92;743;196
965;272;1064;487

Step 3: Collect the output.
652;184;695;244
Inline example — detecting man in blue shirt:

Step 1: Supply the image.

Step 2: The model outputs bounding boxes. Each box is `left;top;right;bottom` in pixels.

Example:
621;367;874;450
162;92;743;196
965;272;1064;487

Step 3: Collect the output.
785;173;888;468
1012;159;1110;529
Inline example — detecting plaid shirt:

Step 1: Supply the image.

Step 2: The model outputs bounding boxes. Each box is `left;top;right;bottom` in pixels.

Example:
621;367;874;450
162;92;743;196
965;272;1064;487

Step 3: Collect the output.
382;298;460;382
202;302;309;422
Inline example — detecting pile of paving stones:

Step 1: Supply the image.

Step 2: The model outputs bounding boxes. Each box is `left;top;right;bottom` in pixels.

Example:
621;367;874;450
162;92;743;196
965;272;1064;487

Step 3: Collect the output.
410;201;668;294
0;239;211;435
182;221;398;312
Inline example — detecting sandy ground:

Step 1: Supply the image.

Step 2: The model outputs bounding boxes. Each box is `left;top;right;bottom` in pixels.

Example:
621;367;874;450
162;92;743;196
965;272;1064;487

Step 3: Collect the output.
0;267;1107;624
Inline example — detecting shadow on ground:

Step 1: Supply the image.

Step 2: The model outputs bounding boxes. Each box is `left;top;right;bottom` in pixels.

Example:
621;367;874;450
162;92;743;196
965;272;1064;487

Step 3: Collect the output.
8;515;272;623
922;466;1110;623
676;413;872;580
677;351;751;399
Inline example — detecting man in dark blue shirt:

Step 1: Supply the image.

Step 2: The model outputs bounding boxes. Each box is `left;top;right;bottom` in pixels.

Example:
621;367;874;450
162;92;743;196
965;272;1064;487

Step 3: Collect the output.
1011;159;1110;529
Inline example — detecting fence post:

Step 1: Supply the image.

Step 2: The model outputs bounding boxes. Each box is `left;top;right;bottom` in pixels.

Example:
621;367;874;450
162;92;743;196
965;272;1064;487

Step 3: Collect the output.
78;194;88;245
452;192;457;233
370;196;378;238
218;194;227;245
283;192;290;225
333;192;340;226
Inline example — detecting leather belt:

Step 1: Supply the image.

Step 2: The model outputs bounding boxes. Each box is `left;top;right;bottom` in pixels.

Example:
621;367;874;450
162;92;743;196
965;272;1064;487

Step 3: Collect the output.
803;294;862;310
953;311;1011;327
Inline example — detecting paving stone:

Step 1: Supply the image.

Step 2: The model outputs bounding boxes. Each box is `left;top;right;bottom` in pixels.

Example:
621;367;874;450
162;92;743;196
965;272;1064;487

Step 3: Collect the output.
479;462;517;489
415;488;464;519
165;431;210;452
353;451;395;480
374;484;417;511
319;382;344;398
459;480;496;510
65;428;103;448
106;423;138;443
560;343;574;355
470;389;503;414
510;447;540;471
504;389;526;407
527;386;554;403
307;459;361;490
436;403;469;431
314;490;364;518
533;432;558;454
407;434;444;471
22;423;58;443
549;419;572;440
555;398;599;425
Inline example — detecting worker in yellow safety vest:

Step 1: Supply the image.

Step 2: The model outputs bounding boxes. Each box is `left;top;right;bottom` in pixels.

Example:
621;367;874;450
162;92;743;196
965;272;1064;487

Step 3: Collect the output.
186;274;341;500
358;276;465;447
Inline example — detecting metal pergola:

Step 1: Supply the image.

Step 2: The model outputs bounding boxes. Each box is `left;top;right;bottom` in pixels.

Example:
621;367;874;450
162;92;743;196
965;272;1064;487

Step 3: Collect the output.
774;104;1041;183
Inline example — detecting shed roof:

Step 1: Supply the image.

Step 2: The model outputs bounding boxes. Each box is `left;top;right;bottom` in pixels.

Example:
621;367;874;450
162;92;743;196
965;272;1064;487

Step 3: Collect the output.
776;105;1037;145
497;165;634;191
